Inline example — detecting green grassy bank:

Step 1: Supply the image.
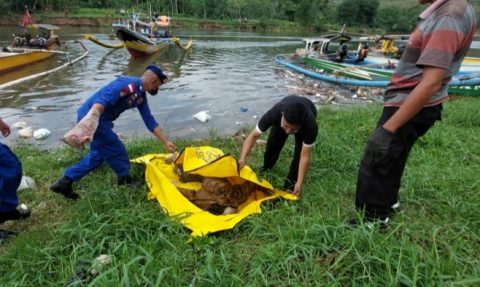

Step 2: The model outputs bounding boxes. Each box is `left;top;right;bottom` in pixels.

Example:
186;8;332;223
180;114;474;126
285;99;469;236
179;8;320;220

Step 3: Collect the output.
1;97;479;286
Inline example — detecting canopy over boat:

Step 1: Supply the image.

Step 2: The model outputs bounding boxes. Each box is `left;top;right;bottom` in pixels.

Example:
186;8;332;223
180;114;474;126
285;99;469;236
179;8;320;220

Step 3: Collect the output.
298;34;352;58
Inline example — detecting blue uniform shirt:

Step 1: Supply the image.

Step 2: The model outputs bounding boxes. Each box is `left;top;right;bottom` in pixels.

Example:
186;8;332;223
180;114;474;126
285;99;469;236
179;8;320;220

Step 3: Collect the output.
78;76;159;132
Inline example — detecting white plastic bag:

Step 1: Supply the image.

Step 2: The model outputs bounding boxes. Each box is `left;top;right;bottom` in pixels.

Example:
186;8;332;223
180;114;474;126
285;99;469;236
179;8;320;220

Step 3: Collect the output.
192;110;212;123
18;127;33;138
33;128;51;140
17;176;37;191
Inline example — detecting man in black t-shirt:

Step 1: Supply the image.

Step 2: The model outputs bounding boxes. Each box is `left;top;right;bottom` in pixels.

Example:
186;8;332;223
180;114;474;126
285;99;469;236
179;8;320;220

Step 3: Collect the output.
238;96;318;197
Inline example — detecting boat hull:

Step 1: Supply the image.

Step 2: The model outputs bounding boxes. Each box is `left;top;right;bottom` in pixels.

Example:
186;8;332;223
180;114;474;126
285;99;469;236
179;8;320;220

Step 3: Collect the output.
116;27;170;57
302;56;391;81
0;50;54;73
448;85;480;96
276;55;480;94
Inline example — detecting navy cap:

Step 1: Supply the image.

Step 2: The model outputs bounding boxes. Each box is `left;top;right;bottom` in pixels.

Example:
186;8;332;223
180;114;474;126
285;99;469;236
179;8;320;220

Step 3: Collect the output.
145;64;167;81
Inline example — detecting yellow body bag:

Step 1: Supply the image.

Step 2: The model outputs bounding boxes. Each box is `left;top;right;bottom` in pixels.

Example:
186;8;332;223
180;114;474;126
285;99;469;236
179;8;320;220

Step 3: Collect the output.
132;146;297;237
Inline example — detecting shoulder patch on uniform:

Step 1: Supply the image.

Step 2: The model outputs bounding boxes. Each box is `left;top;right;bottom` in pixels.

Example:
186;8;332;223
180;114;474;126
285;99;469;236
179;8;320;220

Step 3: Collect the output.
120;83;137;97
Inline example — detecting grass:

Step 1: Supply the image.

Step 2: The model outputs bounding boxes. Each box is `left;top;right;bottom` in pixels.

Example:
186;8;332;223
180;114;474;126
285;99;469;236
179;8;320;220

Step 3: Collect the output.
1;97;480;286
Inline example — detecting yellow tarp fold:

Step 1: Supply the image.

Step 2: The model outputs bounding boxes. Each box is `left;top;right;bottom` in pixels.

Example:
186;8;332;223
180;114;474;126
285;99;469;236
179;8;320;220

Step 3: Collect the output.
132;146;297;237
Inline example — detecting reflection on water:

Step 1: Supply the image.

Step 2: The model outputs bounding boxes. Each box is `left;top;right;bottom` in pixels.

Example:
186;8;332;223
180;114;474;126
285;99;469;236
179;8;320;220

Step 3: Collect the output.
0;26;479;149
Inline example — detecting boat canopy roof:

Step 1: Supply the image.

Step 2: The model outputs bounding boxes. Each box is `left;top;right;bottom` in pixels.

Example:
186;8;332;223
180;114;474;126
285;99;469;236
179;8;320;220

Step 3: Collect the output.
301;33;353;56
302;34;352;45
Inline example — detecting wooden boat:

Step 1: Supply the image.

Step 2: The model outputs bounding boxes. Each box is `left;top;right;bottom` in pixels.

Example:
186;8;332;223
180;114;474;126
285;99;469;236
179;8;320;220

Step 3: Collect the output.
462;57;480;65
0;49;55;73
100;13;191;56
300;37;480;80
302;56;393;81
1;24;62;73
0;10;89;89
276;55;480;96
115;25;172;57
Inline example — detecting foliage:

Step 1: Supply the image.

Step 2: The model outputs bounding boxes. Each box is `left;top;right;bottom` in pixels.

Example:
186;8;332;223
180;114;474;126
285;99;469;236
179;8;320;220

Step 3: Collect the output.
336;0;380;27
1;97;480;285
374;7;412;33
0;0;475;32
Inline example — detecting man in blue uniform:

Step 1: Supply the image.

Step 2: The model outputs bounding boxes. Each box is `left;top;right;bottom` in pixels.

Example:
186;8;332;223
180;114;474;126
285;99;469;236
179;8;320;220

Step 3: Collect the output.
50;64;176;200
0;117;31;240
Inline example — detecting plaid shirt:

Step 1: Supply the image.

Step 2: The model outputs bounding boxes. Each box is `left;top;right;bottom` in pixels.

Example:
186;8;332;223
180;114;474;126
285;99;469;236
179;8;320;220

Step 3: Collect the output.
384;0;477;107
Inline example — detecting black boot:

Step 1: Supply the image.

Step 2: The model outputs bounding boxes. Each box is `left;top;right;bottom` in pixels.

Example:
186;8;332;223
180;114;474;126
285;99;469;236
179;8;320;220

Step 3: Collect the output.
117;175;142;187
283;178;295;191
0;229;18;242
0;204;31;224
50;176;79;200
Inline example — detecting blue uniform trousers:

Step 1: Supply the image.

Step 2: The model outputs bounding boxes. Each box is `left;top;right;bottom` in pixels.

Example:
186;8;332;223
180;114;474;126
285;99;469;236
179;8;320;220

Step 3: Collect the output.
64;120;130;181
0;143;22;212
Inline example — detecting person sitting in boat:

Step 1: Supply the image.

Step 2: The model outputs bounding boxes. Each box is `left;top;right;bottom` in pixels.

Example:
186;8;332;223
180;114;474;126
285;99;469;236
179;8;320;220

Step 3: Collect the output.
154;30;171;38
396;44;406;59
335;44;348;62
356;44;369;63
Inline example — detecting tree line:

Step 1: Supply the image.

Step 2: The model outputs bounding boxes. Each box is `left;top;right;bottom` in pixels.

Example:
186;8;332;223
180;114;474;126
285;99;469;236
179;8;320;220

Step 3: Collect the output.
2;0;471;33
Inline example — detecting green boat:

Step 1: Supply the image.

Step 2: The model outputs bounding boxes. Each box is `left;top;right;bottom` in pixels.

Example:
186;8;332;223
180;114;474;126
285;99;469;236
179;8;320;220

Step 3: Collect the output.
302;56;392;81
448;85;480;96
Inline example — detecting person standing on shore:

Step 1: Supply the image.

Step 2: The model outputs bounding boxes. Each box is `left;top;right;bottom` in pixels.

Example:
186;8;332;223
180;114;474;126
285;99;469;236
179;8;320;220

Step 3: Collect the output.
50;64;176;200
352;0;477;226
0;117;31;240
238;96;318;197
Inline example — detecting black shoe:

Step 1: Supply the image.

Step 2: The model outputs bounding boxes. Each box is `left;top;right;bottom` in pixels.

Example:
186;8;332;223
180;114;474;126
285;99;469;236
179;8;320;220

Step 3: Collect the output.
0;204;31;224
50;176;79;200
0;229;18;242
283;179;295;191
117;175;142;187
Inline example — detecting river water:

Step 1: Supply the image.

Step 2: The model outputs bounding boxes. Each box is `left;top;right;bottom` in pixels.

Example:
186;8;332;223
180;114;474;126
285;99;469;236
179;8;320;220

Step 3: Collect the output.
1;26;479;149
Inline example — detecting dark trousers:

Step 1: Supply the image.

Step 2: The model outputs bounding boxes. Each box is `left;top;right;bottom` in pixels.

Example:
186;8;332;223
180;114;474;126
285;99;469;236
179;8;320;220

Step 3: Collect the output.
0;143;22;212
64;114;130;181
356;105;442;219
264;125;303;189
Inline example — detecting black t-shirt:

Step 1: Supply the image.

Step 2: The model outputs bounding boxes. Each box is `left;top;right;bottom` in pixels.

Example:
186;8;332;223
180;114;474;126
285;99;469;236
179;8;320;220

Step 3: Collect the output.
257;96;318;146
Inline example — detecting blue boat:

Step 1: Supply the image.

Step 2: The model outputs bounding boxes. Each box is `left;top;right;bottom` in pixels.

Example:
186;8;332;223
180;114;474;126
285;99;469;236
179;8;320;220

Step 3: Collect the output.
276;55;480;95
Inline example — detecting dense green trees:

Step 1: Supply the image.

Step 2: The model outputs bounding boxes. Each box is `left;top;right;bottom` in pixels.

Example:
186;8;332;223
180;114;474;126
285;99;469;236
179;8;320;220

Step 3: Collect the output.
3;0;472;33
